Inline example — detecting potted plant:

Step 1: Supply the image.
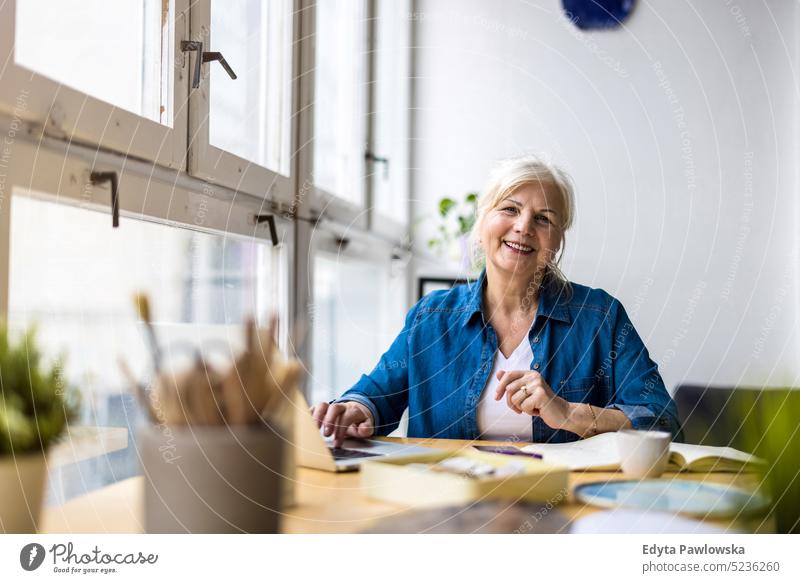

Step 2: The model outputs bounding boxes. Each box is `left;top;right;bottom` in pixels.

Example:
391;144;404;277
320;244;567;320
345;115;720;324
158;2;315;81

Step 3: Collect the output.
0;322;77;533
427;192;480;273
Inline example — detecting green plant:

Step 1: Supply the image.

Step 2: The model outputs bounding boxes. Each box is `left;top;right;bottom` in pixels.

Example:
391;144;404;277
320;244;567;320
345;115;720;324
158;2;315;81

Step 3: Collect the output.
427;192;479;253
0;322;78;456
738;390;800;533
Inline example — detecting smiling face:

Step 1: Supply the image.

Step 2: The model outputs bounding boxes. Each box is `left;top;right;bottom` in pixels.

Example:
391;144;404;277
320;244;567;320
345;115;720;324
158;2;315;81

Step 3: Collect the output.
479;181;565;283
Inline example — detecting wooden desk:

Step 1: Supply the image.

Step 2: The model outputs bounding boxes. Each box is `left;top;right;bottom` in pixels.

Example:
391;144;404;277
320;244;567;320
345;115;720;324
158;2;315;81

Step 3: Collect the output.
41;437;770;534
50;426;129;468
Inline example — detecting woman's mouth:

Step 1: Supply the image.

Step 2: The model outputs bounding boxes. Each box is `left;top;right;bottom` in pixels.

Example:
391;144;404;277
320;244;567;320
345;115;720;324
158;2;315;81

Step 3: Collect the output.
503;240;535;255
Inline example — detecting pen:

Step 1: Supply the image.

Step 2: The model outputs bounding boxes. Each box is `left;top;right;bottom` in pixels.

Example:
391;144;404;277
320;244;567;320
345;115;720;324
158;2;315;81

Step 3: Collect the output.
473;445;544;459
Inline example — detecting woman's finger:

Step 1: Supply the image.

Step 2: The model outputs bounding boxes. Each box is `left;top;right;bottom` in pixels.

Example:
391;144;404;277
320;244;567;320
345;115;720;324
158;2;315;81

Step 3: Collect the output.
507;375;543;412
526;383;561;417
355;419;374;438
503;374;532;410
519;393;542;417
494;370;526;400
322;403;345;438
334;404;368;446
506;382;523;413
311;402;329;428
509;383;537;413
498;369;542;398
509;385;527;410
348;418;374;441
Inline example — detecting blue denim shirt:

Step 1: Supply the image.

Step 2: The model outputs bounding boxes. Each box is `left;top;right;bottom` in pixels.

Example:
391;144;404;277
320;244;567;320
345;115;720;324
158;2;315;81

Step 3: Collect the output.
338;271;682;443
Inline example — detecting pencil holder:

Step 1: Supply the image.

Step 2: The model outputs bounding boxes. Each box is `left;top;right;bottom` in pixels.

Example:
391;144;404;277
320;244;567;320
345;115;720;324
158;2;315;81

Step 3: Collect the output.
139;422;285;533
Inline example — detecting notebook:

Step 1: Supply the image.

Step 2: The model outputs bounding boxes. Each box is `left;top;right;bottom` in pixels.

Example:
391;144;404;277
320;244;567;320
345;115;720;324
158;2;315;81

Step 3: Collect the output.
520;432;765;472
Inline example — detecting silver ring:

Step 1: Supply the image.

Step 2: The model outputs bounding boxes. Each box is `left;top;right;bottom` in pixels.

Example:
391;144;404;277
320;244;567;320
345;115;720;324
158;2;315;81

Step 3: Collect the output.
521;385;530;397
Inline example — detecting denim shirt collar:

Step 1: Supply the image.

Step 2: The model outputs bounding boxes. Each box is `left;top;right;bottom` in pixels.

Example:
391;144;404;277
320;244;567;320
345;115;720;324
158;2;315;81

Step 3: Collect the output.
461;269;571;328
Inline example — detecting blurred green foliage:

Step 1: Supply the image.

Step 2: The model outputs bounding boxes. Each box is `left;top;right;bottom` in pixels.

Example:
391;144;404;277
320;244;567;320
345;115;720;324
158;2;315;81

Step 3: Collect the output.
427;192;479;253
0;322;78;455
738;390;800;533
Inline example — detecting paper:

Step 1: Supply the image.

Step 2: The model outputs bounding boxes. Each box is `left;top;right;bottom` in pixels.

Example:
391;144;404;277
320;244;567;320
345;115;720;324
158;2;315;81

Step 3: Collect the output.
520;432;765;471
521;432;621;470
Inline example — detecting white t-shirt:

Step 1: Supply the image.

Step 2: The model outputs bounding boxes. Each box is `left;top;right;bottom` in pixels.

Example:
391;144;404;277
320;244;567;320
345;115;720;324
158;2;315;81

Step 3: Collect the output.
476;328;535;442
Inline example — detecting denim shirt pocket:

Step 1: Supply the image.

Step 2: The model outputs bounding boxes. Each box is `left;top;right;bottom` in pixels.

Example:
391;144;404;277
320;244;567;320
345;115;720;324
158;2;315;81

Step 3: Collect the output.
532;376;610;444
557;376;610;407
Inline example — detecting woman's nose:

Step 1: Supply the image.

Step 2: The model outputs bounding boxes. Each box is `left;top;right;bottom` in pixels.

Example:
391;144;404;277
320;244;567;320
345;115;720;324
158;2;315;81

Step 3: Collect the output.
513;215;533;236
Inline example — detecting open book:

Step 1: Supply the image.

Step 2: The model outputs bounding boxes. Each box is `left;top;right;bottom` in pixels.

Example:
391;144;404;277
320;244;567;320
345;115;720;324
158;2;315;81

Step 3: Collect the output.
520;432;765;472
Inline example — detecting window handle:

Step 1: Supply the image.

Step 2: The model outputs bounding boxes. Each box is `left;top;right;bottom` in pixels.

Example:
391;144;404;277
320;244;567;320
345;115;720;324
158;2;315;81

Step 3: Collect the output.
254;214;279;247
365;151;390;180
202;51;237;81
181;41;238;89
90;171;120;228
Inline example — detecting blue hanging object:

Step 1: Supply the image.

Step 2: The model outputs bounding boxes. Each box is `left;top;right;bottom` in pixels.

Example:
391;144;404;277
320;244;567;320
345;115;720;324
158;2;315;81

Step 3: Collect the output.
562;0;635;30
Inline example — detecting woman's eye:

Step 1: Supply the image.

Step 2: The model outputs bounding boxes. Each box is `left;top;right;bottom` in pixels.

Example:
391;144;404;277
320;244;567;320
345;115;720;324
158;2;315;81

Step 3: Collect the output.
535;215;551;225
501;206;518;214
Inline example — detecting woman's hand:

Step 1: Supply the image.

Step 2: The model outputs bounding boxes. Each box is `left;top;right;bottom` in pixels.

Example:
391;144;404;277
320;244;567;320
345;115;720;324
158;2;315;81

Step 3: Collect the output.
311;401;375;447
494;370;572;430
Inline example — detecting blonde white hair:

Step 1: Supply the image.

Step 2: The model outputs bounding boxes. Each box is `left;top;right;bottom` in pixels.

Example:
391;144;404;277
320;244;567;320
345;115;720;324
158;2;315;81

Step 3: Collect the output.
469;155;576;296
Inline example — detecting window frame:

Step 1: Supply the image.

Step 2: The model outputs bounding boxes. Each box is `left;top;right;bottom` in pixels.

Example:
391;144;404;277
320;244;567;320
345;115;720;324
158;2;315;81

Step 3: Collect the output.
302;0;411;237
290;0;415;379
0;113;294;326
0;0;417;404
305;217;412;401
185;0;296;206
304;0;370;229
368;0;413;237
0;0;190;170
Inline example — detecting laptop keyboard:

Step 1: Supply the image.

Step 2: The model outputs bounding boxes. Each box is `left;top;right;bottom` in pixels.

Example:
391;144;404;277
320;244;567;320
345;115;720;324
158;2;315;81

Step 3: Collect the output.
329;447;382;461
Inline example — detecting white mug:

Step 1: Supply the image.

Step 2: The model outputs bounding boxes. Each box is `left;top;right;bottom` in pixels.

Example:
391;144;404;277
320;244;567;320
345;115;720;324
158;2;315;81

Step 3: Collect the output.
616;429;671;478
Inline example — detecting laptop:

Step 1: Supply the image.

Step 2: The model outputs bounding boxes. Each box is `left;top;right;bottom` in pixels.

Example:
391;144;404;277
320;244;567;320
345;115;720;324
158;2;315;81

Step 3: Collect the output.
293;391;438;472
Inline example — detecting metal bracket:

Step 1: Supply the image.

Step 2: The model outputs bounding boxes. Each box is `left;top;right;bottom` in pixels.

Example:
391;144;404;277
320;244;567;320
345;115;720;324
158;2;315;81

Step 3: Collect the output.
254;214;279;247
365;151;390;180
90;171;120;228
181;41;204;89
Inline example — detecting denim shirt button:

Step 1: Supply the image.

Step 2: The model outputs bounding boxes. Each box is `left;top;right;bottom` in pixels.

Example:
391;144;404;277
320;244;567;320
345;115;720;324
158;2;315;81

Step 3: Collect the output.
533;363;540;370
533;336;540;343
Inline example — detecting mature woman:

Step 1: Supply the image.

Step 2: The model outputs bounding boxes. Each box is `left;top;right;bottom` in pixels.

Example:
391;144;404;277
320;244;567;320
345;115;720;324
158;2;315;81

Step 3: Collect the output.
312;156;681;446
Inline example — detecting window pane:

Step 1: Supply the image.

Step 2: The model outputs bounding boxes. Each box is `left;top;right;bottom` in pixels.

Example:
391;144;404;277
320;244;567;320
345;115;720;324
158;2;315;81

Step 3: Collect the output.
15;0;174;126
209;0;293;175
8;192;287;499
8;193;286;398
311;252;406;404
313;0;368;204
371;0;410;223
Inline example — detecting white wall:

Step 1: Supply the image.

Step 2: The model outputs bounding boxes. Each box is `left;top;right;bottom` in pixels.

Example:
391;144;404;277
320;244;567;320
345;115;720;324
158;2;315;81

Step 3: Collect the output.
411;0;799;392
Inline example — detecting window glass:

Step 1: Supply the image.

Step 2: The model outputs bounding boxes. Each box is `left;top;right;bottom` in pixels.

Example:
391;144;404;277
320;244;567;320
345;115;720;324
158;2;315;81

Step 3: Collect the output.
311;251;406;404
8;191;288;500
209;0;293;175
8;192;286;401
371;0;410;223
15;0;174;126
313;0;368;204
